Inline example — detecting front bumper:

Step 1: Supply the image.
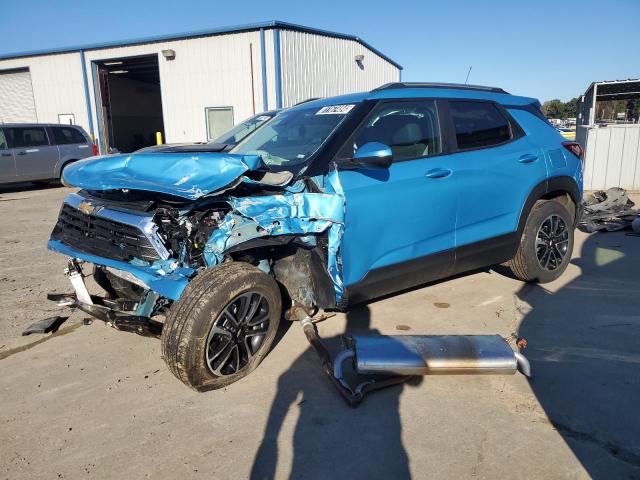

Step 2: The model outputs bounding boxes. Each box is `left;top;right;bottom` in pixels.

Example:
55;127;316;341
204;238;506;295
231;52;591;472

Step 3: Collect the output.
48;239;192;300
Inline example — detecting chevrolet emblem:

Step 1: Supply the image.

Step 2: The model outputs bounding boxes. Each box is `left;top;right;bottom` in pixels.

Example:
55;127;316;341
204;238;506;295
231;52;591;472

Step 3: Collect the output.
78;201;96;215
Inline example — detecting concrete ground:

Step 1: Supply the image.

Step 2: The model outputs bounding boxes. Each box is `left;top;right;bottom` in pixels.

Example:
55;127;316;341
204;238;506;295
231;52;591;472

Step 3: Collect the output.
1;183;639;480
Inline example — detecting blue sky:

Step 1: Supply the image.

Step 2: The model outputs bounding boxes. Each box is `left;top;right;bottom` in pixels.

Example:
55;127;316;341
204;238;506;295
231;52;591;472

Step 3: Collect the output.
1;0;638;102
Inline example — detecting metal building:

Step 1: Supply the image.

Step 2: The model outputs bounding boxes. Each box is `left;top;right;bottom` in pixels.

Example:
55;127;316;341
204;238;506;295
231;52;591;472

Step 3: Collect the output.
576;79;640;191
0;21;401;153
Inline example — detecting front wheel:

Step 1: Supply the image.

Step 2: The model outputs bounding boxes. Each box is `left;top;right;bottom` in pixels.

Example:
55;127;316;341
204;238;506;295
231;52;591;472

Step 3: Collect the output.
161;262;282;391
505;199;574;283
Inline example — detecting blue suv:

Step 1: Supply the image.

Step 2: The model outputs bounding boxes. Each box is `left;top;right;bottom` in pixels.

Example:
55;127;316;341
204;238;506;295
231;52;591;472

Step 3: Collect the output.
49;82;583;390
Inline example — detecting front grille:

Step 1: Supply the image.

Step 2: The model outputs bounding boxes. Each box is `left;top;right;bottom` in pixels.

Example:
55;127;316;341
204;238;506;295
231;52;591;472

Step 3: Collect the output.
51;204;161;262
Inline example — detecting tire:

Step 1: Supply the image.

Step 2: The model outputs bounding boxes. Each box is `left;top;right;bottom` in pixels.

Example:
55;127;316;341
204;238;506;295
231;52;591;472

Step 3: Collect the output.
506;199;574;283
161;262;282;391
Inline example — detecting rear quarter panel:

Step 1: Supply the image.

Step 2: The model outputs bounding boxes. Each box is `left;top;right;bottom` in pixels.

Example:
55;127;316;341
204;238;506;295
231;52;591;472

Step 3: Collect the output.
507;109;583;198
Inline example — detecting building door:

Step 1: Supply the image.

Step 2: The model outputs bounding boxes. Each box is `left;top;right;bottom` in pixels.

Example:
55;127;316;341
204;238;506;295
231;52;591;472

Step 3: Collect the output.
206;107;234;141
93;55;165;153
0;68;37;123
58;114;75;125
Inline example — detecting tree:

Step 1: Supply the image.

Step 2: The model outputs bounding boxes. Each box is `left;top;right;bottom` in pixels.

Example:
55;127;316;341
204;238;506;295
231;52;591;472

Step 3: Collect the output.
563;98;578;118
541;99;565;119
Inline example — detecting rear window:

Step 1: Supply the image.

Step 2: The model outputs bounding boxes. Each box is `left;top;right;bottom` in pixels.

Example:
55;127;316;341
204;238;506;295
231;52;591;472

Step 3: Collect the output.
449;101;512;150
52;126;86;145
5;127;49;148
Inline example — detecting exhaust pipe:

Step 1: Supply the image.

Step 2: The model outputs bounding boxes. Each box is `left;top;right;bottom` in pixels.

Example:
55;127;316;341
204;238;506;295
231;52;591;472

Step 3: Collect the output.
347;334;530;377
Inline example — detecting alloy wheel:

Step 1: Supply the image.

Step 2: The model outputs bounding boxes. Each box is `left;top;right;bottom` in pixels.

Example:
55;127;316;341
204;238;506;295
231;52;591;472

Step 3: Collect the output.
205;292;270;376
535;214;569;271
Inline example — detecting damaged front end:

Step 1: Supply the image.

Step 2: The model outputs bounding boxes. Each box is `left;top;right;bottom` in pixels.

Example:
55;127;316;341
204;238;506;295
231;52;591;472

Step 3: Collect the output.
48;150;346;327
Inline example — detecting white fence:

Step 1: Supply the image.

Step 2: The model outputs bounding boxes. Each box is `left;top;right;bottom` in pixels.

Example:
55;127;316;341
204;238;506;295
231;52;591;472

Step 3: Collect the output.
578;124;640;191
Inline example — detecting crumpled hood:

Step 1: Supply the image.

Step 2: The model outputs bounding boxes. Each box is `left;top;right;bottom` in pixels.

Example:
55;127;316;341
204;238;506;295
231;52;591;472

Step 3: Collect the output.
62;151;264;200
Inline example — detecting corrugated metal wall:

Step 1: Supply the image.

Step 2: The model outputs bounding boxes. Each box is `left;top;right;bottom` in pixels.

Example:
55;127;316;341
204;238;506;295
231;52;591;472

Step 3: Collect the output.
83;31;265;145
0;53;86;128
581;125;640;191
279;31;400;107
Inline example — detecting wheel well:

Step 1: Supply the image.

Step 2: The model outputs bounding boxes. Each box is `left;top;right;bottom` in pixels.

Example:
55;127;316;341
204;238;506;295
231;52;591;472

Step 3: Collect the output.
540;191;577;222
59;159;78;177
227;240;336;314
518;178;581;234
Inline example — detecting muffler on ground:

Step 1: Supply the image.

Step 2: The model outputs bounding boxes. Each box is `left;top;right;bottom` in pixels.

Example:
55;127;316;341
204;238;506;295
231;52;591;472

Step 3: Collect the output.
300;317;530;407
339;334;530;377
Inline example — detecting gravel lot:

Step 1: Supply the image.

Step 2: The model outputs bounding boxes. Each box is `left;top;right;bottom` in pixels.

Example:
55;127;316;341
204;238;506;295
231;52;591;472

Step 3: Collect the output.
1;183;639;479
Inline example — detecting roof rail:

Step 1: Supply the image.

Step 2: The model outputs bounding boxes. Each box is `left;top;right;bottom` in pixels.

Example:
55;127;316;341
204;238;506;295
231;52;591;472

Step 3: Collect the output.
294;97;322;106
372;82;509;94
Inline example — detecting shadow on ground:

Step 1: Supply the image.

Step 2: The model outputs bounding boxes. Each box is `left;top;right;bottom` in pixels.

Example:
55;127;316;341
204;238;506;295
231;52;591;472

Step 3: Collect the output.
0;181;61;195
518;231;640;479
251;306;421;480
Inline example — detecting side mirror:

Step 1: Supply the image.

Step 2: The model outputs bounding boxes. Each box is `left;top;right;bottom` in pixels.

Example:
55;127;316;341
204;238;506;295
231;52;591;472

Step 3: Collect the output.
352;142;393;169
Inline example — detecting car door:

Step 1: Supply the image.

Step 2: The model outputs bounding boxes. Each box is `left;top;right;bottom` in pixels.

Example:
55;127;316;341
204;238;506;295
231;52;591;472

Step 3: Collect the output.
334;99;457;300
0;128;17;183
5;126;60;180
441;100;548;270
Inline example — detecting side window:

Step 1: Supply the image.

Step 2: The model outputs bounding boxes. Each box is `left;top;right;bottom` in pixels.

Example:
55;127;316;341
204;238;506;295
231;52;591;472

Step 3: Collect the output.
5;127;49;148
53;127;86;145
0;129;7;150
449;101;512;150
343;100;442;162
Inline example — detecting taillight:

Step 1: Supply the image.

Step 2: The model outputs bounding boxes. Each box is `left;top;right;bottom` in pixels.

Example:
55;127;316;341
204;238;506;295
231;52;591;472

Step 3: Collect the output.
562;141;584;161
91;143;99;156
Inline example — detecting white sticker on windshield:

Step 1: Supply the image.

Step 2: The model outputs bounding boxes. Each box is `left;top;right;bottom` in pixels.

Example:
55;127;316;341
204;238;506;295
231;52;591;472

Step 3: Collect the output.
257;115;271;121
316;104;355;115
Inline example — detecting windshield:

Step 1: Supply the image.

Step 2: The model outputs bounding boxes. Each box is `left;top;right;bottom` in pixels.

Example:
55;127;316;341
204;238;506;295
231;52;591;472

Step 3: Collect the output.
230;104;355;167
210;113;275;145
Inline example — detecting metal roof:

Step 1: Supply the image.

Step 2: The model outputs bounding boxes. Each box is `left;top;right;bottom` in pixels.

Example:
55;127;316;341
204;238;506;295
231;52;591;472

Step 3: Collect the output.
0;20;402;70
584;78;640;101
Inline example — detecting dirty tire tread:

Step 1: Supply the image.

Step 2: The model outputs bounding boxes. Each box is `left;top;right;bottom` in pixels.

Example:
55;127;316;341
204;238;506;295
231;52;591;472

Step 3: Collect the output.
506;199;574;283
162;262;247;384
161;262;281;391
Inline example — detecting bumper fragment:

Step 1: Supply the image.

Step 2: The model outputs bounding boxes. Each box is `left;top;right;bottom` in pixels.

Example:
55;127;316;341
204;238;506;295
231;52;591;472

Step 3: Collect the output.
48;239;191;300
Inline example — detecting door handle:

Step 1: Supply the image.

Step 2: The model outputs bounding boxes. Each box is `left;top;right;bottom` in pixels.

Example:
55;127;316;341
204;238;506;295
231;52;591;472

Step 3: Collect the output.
16;151;27;155
518;154;538;163
425;168;452;179
1;153;11;157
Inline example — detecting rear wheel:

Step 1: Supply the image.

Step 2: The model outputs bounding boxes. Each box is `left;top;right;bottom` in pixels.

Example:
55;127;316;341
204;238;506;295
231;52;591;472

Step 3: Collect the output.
161;262;282;391
506;199;574;283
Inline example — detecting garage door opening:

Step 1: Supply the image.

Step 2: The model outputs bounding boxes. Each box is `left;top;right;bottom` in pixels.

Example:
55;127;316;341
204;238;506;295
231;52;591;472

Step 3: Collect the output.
94;55;164;153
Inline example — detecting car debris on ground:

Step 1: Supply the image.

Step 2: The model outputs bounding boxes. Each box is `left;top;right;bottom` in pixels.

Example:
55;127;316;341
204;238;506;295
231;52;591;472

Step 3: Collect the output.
22;316;69;335
579;187;640;232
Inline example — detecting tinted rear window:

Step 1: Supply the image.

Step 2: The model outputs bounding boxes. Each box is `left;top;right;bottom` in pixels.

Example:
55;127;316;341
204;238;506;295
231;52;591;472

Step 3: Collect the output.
52;126;86;145
5;127;49;148
449;101;511;150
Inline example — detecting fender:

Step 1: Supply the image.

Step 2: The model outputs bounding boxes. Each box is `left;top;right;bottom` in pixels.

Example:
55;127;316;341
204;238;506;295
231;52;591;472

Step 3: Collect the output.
516;175;581;233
